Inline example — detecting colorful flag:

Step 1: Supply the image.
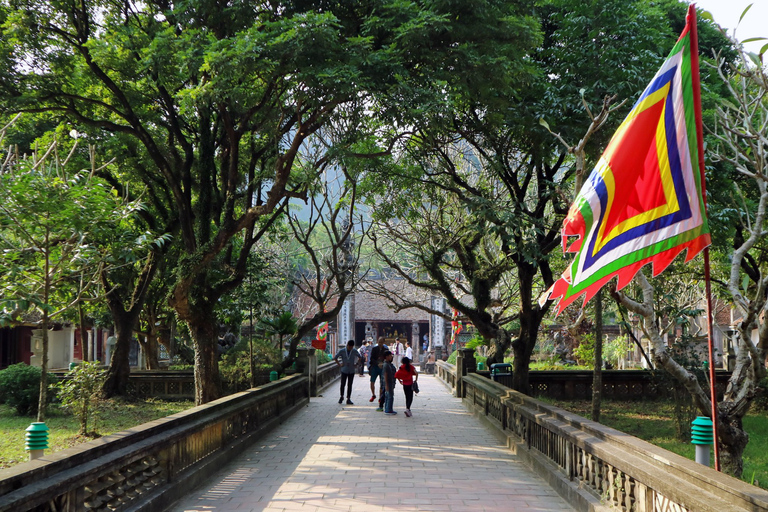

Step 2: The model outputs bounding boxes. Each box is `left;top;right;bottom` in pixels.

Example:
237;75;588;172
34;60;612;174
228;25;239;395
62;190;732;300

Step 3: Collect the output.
450;308;463;344
312;320;329;350
547;6;710;313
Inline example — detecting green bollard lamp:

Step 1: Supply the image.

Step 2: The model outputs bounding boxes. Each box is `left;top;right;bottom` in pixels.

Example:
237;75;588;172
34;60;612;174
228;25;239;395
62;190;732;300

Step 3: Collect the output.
25;422;49;461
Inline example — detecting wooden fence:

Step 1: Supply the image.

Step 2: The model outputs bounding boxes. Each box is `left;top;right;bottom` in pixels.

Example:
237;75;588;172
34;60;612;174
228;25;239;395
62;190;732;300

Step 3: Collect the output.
436;360;768;512
0;360;341;512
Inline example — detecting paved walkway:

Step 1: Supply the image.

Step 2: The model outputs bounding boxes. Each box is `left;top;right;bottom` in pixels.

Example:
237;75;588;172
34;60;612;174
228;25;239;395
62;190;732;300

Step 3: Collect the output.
169;374;574;512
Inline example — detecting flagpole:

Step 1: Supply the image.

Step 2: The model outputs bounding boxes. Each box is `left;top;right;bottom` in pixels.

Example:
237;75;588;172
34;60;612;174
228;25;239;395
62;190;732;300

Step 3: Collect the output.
689;3;721;472
703;249;720;471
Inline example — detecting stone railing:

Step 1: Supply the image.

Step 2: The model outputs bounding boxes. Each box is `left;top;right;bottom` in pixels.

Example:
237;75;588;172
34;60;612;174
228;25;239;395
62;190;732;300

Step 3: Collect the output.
479;369;731;401
0;375;310;512
52;370;197;400
126;371;197;399
436;361;768;512
436;360;456;392
316;360;342;394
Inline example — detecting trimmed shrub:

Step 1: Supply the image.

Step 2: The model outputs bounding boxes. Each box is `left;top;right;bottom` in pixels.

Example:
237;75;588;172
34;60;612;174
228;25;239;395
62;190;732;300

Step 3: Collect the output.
0;363;56;415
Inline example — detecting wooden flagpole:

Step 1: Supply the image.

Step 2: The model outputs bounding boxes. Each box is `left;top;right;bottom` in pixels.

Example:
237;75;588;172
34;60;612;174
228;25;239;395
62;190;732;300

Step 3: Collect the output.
689;3;721;471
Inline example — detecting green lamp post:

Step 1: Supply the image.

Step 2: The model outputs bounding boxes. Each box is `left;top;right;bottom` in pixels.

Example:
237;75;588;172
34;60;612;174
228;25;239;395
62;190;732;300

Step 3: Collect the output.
691;416;714;466
25;422;49;461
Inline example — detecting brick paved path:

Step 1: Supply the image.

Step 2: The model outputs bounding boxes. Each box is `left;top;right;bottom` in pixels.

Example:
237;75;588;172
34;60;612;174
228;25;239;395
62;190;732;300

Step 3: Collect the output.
169;374;574;512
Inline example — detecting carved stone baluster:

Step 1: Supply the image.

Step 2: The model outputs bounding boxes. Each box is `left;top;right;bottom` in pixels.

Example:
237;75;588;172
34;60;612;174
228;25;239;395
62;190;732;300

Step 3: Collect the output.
595;458;603;495
608;466;617;507
624;473;634;511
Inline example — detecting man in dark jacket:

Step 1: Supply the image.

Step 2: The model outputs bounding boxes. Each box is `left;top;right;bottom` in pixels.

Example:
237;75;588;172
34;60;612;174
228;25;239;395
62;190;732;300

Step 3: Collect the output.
368;336;388;405
334;340;361;405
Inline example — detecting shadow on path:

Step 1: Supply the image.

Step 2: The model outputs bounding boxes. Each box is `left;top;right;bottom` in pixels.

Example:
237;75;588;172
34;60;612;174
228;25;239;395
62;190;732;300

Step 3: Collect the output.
169;375;573;512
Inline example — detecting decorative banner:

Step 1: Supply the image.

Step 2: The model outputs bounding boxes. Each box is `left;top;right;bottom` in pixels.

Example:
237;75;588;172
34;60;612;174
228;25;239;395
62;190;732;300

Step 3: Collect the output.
431;296;445;347
545;10;710;314
312;321;328;351
450;308;463;345
338;298;351;346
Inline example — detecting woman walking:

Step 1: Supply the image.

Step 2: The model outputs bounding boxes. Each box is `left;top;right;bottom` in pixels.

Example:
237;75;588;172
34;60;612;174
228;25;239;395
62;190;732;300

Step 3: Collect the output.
395;357;418;417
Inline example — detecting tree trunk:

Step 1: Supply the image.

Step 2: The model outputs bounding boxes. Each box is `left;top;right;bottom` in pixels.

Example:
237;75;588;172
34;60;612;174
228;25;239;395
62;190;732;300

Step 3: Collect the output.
37;247;51;422
719;419;750;477
511;263;546;395
37;313;49;422
146;333;160;370
511;325;535;395
485;334;507;366
79;303;89;362
101;252;161;397
138;332;160;370
249;306;255;388
102;312;136;397
189;316;221;404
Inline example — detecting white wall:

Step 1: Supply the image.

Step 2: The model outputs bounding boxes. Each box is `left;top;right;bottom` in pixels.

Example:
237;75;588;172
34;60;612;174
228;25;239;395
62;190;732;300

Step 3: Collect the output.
29;327;74;369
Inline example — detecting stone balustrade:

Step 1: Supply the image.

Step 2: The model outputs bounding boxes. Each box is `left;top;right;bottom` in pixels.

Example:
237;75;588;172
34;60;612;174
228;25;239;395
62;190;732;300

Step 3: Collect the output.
0;357;341;512
480;368;731;401
315;359;341;393
436;360;768;512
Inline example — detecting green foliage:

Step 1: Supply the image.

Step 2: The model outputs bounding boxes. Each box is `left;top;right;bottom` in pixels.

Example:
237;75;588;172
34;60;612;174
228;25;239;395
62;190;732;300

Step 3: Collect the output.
465;334;488;350
0;363;55;416
445;350;486;369
662;335;709;442
572;334;596;367
572;335;630;369
219;338;282;394
0;400;192;469
223;337;282;364
168;364;194;371
0;141;142;325
604;335;630;367
529;360;590;371
260;312;298;350
57;362;106;436
217;245;291;333
537;0;672;149
316;351;332;365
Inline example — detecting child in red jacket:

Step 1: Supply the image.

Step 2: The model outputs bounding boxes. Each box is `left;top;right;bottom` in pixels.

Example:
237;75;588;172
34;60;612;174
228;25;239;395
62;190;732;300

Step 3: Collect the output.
395;357;418;417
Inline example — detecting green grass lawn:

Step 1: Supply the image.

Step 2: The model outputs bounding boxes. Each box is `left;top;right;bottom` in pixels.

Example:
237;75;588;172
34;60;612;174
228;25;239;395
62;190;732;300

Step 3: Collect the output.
0;399;193;469
545;398;768;489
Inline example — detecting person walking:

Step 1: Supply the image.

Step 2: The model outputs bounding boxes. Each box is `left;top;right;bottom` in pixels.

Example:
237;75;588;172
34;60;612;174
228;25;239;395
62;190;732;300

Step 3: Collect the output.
391;337;404;368
369;336;388;405
358;341;368;376
405;341;413;360
382;350;397;415
334;340;361;405
395;356;418;417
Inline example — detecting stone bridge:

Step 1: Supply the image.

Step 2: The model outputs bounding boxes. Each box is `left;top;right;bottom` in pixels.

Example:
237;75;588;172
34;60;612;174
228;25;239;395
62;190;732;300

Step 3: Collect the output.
169;374;571;512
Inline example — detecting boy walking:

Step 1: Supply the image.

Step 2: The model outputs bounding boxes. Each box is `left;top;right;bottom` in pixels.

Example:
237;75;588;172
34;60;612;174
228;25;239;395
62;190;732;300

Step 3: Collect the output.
382;350;397;415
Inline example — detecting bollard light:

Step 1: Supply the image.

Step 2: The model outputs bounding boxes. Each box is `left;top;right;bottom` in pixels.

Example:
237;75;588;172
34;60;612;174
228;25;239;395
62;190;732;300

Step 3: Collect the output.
25;422;49;461
269;371;278;381
691;416;714;466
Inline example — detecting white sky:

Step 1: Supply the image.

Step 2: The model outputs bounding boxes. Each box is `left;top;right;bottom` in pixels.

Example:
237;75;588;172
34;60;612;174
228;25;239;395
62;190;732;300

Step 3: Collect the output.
693;0;768;53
